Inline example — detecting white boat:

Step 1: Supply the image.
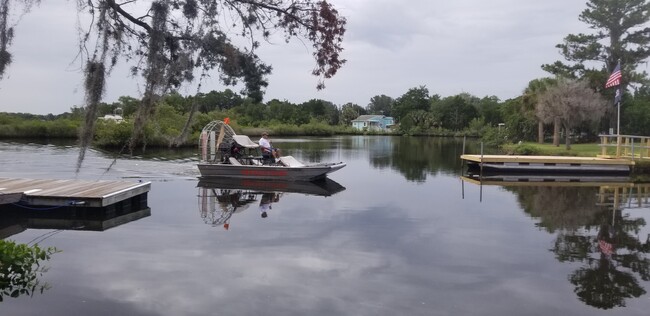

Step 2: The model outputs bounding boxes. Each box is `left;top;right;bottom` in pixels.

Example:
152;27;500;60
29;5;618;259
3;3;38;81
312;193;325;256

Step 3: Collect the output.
197;120;346;181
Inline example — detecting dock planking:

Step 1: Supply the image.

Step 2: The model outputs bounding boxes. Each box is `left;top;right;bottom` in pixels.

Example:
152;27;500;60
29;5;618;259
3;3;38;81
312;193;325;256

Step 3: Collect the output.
0;178;151;208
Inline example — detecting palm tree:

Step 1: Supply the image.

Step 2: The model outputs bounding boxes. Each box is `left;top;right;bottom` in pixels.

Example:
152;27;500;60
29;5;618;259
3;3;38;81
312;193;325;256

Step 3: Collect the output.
522;78;557;143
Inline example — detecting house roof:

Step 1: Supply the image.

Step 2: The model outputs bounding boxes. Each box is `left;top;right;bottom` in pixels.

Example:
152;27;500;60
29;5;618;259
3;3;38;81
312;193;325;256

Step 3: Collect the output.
352;115;387;122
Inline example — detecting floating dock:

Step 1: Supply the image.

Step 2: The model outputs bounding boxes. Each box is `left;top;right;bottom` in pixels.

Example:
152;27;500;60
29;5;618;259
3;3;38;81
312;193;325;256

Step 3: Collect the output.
0;177;151;208
460;154;634;174
0;177;152;238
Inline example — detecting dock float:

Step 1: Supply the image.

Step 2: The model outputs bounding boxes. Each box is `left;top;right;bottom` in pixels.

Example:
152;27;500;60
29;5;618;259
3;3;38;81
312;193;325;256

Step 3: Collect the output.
460;154;634;174
0;177;151;208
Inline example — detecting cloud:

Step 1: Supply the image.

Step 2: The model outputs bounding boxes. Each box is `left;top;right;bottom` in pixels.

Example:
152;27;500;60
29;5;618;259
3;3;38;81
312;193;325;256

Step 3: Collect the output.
0;0;590;114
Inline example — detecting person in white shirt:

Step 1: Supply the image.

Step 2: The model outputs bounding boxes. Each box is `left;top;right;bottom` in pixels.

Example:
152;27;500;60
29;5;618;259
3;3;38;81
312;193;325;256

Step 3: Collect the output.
259;132;280;160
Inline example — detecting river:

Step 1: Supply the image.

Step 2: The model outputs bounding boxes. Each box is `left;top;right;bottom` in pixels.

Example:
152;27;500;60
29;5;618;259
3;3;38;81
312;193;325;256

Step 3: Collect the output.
0;136;649;315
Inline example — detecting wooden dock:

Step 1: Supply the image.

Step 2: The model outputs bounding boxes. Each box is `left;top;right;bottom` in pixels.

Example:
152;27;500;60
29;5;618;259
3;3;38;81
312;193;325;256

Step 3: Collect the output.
460;154;634;173
0;178;151;208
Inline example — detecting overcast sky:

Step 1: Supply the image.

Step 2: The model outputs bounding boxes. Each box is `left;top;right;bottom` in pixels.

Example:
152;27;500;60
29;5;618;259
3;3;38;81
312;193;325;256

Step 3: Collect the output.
0;0;592;115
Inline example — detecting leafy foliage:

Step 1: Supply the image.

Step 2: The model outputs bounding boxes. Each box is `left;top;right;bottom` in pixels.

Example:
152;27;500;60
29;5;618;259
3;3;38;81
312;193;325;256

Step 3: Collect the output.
0;113;80;138
0;240;58;301
542;0;650;88
366;95;394;117
392;86;431;121
536;79;609;149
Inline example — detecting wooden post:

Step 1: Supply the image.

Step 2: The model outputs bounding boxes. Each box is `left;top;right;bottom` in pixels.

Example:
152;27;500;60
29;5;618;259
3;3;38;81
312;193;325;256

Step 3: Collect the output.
616;135;622;158
201;131;208;162
601;135;608;157
461;136;466;172
480;142;483;178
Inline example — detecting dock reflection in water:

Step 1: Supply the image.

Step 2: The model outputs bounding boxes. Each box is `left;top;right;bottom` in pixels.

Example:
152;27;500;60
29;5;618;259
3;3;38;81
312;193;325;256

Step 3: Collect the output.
0;201;151;239
197;178;345;229
462;173;650;310
0;199;151;301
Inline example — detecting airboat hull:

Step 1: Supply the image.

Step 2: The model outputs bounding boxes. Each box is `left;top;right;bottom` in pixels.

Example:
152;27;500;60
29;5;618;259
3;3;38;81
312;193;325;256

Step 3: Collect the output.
197;161;346;181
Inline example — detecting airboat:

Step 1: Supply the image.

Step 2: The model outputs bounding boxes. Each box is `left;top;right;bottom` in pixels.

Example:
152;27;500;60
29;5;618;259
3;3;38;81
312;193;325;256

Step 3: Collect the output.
197;120;346;181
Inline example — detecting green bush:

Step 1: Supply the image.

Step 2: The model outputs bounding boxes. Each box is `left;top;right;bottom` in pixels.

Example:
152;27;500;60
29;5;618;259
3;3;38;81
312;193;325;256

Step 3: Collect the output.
94;121;134;147
512;143;542;155
481;126;508;147
0;240;58;301
301;121;335;136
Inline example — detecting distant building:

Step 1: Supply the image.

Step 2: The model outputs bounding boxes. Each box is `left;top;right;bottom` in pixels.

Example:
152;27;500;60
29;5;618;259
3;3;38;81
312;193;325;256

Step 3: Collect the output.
351;115;395;131
99;108;124;123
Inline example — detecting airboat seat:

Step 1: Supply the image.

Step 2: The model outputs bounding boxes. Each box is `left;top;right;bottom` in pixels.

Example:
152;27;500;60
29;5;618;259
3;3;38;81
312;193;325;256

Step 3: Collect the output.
232;135;260;148
278;156;305;167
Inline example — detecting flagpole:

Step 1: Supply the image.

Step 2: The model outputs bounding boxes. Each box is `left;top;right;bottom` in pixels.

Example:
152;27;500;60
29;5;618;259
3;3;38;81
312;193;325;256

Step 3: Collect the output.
606;60;622;140
617;100;620;135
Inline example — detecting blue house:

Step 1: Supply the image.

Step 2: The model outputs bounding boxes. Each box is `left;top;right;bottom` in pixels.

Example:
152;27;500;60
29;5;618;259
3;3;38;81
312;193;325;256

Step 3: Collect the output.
351;115;395;131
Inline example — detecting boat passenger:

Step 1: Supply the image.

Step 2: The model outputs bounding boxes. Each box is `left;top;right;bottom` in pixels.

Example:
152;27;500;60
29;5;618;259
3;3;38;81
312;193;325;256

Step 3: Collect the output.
259;132;281;161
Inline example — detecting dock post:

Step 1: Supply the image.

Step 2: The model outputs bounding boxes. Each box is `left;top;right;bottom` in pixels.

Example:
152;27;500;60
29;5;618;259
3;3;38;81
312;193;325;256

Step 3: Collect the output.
462;136;466;155
480;142;483;178
461;136;467;173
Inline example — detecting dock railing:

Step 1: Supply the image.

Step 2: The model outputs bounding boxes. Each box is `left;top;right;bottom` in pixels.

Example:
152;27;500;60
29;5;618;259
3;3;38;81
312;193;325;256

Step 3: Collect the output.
599;134;650;159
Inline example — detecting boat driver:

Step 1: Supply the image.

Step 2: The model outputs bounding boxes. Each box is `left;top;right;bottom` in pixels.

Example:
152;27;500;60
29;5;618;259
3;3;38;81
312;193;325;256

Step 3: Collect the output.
259;132;281;160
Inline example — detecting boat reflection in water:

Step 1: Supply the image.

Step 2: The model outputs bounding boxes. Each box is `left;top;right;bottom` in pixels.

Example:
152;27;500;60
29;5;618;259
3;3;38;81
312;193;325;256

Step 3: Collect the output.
462;172;650;310
197;178;345;229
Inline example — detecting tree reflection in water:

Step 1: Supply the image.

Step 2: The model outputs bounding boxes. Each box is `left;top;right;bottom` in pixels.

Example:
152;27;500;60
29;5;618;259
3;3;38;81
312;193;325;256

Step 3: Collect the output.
508;184;650;309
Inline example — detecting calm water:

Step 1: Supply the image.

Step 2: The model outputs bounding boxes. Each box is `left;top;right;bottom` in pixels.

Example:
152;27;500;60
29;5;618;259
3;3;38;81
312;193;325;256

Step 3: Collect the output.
1;137;649;316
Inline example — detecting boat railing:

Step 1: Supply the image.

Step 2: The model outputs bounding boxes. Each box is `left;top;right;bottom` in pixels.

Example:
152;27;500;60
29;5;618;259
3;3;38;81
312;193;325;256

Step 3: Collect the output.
599;134;650;159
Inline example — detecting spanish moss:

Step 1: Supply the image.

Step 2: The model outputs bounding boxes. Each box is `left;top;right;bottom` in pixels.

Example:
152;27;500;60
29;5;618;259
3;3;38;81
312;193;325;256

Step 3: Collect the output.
0;0;40;79
76;2;110;171
129;1;168;153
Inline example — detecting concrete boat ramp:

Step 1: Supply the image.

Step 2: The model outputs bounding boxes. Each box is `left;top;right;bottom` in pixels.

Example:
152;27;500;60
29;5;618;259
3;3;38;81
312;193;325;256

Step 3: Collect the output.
0;177;151;208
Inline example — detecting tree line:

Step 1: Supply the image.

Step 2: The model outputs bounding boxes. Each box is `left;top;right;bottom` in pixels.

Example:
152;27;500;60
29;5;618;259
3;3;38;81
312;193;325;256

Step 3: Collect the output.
2;0;650;150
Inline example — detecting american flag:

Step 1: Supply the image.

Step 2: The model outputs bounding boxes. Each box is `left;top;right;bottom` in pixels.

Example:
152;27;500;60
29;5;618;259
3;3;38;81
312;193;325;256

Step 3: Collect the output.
599;239;614;256
605;62;622;88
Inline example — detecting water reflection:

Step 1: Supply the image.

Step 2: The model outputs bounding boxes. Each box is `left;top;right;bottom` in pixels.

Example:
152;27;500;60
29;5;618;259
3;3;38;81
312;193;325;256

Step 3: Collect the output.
0;204;151;239
197;178;345;229
0;202;150;301
276;136;482;182
462;174;650;309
